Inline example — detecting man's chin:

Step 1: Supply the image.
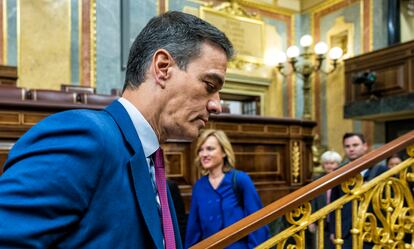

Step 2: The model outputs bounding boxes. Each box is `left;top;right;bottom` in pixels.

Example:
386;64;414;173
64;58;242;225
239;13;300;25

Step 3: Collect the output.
187;128;202;140
170;128;201;140
186;123;206;138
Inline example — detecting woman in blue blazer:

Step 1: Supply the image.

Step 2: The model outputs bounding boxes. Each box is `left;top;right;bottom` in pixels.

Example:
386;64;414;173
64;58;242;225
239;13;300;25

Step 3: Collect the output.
185;129;269;248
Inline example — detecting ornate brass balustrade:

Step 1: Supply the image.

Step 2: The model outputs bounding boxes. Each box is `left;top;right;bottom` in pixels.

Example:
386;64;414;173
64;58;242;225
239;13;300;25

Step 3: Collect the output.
258;147;414;249
189;131;414;249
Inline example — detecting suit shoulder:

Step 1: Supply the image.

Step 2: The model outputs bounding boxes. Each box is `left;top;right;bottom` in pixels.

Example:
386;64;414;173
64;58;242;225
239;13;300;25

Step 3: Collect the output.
373;164;388;175
10;109;119;157
35;109;117;138
47;109;114;127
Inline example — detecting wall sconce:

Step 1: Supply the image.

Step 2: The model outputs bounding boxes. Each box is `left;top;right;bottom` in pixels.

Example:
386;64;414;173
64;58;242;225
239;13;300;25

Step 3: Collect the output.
275;35;343;120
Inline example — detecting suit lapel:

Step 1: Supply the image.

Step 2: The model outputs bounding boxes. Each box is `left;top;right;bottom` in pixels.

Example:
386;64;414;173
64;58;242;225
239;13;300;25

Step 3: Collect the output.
105;101;163;249
130;154;163;249
364;168;371;181
105;100;142;151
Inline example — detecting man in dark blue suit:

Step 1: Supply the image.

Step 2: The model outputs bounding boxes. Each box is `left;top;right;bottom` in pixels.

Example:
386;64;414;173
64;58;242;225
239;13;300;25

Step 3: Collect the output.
330;132;388;249
0;11;233;248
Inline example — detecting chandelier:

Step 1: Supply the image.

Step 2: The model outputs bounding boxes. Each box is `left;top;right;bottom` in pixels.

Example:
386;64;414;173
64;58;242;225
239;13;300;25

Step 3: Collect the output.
275;35;343;120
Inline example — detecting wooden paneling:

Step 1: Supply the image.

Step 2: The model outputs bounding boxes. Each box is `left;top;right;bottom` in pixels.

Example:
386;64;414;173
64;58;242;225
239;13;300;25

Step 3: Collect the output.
0;150;7;174
0;87;316;211
344;40;414;104
0;66;17;86
162;114;316;208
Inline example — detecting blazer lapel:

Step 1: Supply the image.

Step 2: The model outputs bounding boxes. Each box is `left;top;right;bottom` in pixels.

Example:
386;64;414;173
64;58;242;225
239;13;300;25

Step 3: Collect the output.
105;101;163;249
130;154;163;249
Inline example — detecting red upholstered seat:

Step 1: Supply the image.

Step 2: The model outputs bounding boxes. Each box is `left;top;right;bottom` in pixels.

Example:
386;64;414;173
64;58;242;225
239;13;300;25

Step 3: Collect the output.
28;89;78;103
61;84;96;94
0;85;26;100
78;93;119;106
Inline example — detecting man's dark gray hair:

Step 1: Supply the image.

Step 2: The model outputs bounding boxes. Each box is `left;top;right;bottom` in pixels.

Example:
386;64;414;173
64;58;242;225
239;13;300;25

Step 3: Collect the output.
343;132;366;144
123;11;234;91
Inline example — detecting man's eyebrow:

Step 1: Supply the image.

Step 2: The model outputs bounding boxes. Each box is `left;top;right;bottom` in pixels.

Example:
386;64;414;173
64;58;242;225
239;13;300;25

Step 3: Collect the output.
205;73;224;87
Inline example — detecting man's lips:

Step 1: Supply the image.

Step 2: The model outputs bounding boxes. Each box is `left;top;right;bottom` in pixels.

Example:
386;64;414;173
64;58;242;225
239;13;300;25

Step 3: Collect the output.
197;117;208;127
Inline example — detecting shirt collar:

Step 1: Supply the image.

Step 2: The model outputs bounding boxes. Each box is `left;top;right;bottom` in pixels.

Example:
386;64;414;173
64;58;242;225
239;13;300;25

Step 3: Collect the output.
117;97;159;157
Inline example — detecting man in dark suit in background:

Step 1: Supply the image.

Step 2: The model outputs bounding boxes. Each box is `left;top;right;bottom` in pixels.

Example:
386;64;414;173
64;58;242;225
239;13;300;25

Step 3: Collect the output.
330;132;387;249
0;11;233;248
168;179;188;243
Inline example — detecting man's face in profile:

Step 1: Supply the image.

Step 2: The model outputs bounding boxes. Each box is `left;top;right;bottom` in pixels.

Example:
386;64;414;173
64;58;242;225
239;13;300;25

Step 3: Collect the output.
160;43;227;140
343;135;368;161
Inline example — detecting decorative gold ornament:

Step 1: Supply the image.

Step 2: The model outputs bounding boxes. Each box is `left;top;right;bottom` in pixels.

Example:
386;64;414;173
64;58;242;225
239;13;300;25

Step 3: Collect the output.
291;141;301;183
286;202;312;226
311;134;327;174
209;0;259;19
406;145;414;157
341;174;363;194
256;157;414;249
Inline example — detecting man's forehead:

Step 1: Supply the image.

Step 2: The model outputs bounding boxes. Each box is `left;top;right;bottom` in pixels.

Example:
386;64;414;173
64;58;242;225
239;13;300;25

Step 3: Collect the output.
344;136;364;144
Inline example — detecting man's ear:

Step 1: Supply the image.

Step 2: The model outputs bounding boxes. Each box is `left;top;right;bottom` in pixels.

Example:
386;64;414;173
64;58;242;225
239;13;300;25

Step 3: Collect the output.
363;143;368;152
153;49;174;88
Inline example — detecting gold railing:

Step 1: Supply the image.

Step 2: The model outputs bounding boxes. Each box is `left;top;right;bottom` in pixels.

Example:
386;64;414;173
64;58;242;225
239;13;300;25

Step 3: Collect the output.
190;130;414;249
259;149;414;248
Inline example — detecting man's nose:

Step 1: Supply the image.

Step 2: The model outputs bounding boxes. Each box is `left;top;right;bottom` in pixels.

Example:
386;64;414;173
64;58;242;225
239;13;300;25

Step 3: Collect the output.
207;94;222;114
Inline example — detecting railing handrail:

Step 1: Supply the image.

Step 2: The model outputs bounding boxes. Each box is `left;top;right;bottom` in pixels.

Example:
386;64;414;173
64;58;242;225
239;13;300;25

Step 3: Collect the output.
190;129;414;249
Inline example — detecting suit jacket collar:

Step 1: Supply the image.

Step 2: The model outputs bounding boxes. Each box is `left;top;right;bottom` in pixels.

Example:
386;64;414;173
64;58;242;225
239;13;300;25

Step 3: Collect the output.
117;97;159;157
105;100;144;154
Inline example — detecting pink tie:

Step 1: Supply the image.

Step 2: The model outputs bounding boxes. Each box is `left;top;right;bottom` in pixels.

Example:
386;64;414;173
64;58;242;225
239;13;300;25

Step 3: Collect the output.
326;189;332;222
326;189;332;204
154;148;176;249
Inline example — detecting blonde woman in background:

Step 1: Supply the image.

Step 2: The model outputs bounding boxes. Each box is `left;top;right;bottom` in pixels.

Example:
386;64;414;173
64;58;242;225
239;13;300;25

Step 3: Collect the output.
185;129;269;249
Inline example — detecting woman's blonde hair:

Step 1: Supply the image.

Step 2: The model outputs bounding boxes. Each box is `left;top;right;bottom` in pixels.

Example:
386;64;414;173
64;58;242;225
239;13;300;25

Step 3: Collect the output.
194;129;236;175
